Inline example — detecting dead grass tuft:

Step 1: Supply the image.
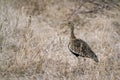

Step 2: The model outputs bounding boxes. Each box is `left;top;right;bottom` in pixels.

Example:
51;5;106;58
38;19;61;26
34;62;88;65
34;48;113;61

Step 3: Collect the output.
0;0;120;80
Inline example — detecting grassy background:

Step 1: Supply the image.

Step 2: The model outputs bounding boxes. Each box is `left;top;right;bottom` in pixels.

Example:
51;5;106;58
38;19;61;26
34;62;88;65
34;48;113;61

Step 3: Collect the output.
0;0;120;80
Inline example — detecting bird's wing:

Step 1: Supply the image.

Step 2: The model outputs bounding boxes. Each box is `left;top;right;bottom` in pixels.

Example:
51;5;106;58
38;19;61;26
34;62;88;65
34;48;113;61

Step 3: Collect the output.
80;39;95;57
68;39;83;56
69;39;98;62
72;39;94;57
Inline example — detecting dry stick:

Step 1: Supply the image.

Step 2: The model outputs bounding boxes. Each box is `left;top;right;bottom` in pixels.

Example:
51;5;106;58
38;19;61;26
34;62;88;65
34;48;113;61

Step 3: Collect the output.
58;1;86;34
80;0;104;14
23;16;32;55
66;0;84;22
88;0;120;12
65;0;102;21
109;2;120;11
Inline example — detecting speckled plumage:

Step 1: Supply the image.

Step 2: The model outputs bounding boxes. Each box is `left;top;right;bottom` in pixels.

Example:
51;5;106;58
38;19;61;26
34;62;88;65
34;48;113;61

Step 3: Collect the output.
67;21;99;62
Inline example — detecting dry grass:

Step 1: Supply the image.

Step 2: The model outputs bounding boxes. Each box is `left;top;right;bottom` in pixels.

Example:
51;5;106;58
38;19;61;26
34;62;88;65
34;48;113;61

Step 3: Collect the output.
0;0;120;80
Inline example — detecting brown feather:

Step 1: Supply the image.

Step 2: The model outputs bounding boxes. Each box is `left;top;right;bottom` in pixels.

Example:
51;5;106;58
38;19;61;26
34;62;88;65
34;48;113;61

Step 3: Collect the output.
67;21;99;62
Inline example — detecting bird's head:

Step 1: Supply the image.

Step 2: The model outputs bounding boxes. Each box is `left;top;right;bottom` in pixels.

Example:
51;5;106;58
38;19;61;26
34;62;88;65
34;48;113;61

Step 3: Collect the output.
61;21;74;30
59;21;75;35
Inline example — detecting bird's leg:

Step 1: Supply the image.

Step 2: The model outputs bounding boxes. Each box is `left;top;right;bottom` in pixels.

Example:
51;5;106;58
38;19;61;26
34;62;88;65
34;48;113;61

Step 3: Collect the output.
78;57;85;75
84;58;86;62
65;55;68;78
77;57;81;66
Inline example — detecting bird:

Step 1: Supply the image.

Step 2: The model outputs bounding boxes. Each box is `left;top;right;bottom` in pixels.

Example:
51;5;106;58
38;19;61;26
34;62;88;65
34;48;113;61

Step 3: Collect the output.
67;21;99;62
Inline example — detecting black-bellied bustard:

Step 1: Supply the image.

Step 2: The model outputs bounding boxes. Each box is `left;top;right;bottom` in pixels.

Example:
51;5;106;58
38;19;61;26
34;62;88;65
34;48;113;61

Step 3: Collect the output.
67;21;99;62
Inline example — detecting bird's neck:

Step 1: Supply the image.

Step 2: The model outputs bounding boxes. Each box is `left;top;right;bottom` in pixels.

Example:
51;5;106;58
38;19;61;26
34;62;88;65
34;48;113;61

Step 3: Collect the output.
70;27;76;40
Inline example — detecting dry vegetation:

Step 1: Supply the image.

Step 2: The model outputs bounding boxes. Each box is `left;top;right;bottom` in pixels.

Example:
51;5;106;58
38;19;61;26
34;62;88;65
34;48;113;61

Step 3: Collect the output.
0;0;120;80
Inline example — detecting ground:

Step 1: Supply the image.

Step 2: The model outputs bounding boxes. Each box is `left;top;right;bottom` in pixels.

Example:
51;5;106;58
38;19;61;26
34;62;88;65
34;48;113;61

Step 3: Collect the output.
0;0;120;80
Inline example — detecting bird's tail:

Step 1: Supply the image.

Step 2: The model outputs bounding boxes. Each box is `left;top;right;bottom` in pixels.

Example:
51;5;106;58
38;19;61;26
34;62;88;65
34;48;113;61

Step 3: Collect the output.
93;55;99;62
89;50;99;63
